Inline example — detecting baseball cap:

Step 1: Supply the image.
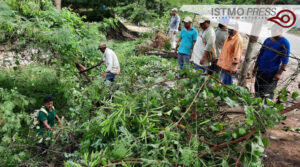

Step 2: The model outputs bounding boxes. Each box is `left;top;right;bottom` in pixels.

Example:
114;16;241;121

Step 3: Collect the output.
99;41;106;48
183;16;193;23
227;22;239;31
171;8;178;12
198;16;210;24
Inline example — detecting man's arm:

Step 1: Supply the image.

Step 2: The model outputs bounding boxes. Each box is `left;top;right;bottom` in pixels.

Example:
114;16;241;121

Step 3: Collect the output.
274;40;290;80
175;16;180;33
97;60;104;66
253;40;268;77
168;17;172;33
42;120;51;130
191;40;196;58
56;115;62;126
201;31;215;64
231;40;243;72
200;51;209;65
175;37;182;53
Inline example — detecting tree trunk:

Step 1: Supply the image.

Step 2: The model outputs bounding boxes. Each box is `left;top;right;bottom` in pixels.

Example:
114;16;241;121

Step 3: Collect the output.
238;0;277;86
55;0;62;10
238;35;258;87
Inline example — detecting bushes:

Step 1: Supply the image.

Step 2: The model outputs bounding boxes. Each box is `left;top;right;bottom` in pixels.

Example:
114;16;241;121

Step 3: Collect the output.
0;0;105;65
0;66;73;112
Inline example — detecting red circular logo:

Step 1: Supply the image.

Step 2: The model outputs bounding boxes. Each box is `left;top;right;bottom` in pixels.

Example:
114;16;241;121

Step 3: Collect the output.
268;9;296;28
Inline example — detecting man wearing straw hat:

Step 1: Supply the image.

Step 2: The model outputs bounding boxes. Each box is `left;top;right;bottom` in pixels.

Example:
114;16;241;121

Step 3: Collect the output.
97;41;120;82
168;8;180;50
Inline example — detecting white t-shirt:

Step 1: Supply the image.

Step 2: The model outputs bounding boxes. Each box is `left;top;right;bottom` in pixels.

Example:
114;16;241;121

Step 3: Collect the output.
190;34;210;66
103;48;120;74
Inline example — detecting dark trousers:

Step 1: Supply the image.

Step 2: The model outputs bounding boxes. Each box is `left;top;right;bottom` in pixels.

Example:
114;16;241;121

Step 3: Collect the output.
255;71;278;99
105;72;116;82
208;59;220;75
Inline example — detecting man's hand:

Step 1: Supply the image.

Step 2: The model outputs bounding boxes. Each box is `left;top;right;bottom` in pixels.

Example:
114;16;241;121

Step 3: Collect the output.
116;71;121;75
102;72;107;78
200;58;205;65
273;73;281;81
252;69;257;78
230;63;238;74
58;120;62;127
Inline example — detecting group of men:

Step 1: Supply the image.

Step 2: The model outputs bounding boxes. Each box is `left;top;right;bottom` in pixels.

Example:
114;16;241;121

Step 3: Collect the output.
37;8;291;136
168;8;290;99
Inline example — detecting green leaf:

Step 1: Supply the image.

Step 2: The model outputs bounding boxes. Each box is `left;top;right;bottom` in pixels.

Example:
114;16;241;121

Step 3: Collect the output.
225;97;239;108
292;92;299;100
232;132;237;139
238;128;246;135
246;118;253;126
222;159;229;167
262;138;269;147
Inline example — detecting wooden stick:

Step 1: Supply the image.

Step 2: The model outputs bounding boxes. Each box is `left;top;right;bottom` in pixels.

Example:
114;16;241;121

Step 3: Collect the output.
175;76;209;126
280;102;300;115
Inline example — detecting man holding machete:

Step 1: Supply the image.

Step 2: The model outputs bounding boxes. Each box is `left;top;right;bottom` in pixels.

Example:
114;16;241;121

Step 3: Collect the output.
96;42;120;82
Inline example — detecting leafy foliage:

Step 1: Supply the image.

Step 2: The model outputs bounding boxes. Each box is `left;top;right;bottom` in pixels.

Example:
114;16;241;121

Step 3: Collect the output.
0;1;299;167
0;0;104;65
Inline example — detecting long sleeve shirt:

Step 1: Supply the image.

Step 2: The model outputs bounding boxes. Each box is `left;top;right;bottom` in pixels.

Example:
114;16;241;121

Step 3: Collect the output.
103;48;120;74
169;14;180;32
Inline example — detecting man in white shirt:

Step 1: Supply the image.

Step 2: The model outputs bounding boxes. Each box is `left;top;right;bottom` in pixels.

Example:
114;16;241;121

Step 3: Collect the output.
97;42;120;82
167;8;180;50
190;17;216;72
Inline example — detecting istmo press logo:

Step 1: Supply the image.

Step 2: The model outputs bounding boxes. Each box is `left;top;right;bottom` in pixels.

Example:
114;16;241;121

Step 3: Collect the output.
180;5;300;37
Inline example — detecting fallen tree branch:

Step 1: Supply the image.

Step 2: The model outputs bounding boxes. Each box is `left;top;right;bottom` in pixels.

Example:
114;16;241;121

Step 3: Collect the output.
209;75;242;97
175;76;209;126
198;102;300;158
280;102;300;115
235;135;253;167
161;117;217;146
101;161;144;167
198;128;256;158
74;61;91;82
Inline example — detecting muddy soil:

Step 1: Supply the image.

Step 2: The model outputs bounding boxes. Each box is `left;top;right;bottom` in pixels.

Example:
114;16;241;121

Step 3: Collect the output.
263;110;300;167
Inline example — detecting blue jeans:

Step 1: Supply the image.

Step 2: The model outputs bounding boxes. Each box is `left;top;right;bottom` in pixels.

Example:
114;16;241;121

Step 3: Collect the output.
105;72;116;82
178;53;190;70
221;72;233;85
193;64;206;72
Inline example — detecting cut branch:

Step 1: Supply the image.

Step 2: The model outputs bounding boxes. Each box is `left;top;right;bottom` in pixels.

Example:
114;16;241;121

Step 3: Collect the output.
198;128;256;158
175;76;209;126
280;102;300;115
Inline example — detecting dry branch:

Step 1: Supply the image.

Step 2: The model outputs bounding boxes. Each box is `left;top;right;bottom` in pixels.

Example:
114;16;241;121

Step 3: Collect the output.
280;102;300;115
74;61;91;82
198;128;257;158
175;76;209;126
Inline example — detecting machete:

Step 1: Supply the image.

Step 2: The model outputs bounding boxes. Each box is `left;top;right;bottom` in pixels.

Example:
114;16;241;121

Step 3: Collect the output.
79;64;101;74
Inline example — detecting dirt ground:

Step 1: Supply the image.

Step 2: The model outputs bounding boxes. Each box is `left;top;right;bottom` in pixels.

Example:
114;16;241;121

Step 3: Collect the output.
263;110;300;167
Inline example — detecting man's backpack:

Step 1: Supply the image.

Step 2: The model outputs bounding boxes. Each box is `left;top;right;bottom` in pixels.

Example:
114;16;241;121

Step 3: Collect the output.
31;106;54;129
